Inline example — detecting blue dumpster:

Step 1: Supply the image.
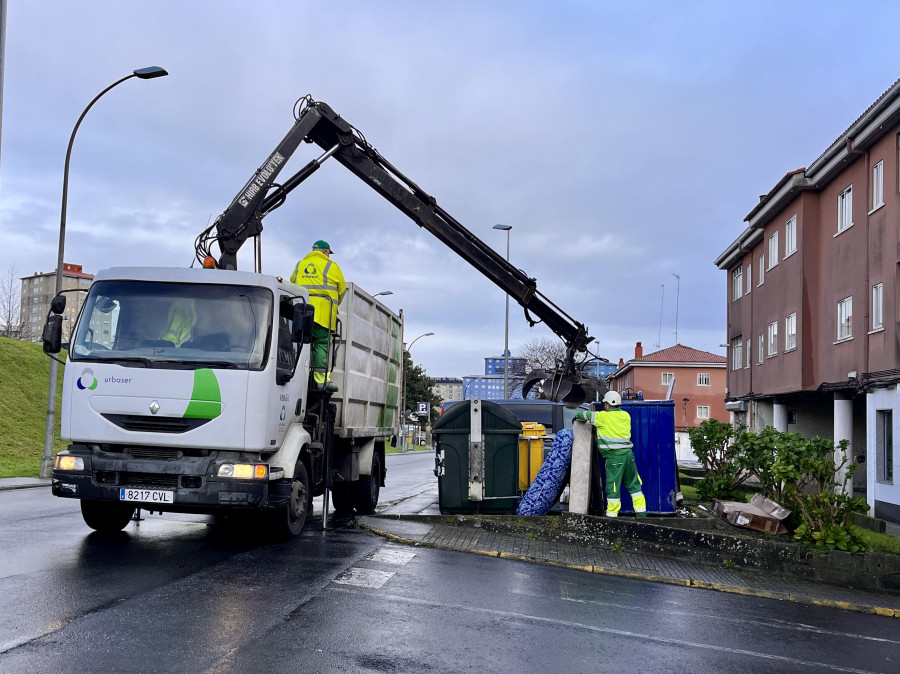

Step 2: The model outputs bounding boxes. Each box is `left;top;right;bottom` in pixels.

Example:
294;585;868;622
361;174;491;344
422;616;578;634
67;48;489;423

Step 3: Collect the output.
589;400;677;515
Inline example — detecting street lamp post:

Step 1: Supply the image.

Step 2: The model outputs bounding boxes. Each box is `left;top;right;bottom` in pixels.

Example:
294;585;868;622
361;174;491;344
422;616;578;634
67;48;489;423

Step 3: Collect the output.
401;331;434;452
40;66;168;478
493;224;512;398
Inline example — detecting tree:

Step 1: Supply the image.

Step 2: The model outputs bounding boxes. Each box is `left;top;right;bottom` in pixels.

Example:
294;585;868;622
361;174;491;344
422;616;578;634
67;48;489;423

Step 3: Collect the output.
518;337;566;371
0;266;27;340
402;350;443;425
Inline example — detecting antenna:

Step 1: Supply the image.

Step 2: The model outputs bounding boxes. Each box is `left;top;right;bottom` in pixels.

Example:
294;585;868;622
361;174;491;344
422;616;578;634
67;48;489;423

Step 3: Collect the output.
672;273;681;344
656;284;664;348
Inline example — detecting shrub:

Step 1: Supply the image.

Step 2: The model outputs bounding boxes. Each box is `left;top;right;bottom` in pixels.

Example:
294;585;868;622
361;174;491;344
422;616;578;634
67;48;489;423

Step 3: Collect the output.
687;419;749;500
770;436;870;552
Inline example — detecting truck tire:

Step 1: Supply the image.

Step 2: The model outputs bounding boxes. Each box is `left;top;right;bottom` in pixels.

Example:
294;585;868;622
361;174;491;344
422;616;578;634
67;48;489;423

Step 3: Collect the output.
331;483;354;513
271;461;311;539
352;451;381;514
81;500;135;533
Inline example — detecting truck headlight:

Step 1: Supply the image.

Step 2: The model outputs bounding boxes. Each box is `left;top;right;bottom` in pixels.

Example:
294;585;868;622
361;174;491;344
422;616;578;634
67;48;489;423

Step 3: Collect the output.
55;455;84;471
217;463;268;479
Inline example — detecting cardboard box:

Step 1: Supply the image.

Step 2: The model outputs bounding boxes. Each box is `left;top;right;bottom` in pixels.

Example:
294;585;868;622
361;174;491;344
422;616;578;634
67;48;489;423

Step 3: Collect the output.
712;495;791;534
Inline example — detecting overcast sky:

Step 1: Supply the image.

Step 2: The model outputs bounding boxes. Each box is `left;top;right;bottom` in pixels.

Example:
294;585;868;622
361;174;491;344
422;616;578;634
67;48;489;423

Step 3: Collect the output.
2;1;899;378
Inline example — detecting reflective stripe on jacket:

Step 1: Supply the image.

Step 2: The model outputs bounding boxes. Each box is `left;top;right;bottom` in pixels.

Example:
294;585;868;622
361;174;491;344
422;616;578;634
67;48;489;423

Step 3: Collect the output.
575;408;633;458
290;250;346;330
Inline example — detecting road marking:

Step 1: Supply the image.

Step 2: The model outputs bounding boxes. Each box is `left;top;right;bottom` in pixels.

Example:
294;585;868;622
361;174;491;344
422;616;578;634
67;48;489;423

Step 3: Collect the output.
367;548;416;565
534;582;900;645
330;587;884;674
332;568;395;589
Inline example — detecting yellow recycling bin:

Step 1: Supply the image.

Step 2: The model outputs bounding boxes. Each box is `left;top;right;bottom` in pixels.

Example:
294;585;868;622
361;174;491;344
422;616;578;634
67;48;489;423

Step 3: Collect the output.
518;422;547;490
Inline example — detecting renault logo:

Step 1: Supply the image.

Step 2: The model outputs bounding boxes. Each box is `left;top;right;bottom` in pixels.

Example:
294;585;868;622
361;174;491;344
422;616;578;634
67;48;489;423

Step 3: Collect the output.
149;400;160;415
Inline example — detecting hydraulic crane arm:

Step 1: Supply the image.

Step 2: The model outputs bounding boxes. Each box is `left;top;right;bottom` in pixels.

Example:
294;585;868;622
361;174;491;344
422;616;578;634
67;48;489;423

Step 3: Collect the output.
195;96;605;405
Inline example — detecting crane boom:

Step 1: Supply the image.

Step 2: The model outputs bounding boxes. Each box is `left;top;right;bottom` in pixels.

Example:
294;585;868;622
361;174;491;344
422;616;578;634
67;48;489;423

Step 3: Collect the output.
195;96;605;405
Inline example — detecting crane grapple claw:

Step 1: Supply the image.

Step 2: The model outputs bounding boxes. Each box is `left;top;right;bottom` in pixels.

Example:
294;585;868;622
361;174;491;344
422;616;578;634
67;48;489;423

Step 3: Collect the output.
522;368;609;409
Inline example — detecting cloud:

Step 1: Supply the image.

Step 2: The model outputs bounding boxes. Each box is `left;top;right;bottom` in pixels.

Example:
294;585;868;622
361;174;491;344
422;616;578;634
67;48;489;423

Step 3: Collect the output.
3;1;900;378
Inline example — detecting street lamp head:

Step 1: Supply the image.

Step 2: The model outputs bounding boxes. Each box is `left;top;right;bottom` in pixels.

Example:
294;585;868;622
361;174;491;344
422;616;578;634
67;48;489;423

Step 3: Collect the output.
374;291;393;297
133;66;168;79
424;332;435;336
493;224;512;231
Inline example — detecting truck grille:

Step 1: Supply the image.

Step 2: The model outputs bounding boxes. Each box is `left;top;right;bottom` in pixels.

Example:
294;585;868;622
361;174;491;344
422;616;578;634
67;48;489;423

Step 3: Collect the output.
102;414;211;434
120;472;179;488
127;447;182;461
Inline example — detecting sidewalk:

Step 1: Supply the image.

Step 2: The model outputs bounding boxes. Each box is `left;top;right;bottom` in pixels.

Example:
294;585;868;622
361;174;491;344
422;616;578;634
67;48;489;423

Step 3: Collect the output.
359;513;900;618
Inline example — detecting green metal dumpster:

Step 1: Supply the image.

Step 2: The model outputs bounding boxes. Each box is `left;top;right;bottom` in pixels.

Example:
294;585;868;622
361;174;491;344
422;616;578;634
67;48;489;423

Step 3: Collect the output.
433;399;521;514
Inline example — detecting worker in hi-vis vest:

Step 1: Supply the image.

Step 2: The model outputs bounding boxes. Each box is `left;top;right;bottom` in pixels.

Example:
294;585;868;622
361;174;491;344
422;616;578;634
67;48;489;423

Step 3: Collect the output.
159;298;197;347
290;240;346;393
575;390;647;517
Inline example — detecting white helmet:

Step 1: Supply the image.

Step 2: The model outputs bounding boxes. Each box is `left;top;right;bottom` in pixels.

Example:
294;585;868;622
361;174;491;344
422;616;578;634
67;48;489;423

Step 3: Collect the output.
602;390;622;407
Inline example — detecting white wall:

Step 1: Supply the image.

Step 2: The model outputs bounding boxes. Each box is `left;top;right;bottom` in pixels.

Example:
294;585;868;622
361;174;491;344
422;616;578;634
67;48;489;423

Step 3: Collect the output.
866;386;900;516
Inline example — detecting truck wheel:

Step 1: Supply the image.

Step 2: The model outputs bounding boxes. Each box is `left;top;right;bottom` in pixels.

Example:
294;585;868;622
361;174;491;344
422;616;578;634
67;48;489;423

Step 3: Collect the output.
272;461;311;539
352;452;381;514
81;500;135;533
331;483;354;513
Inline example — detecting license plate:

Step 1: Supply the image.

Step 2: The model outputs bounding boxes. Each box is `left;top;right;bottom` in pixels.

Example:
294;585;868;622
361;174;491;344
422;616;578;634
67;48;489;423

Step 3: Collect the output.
119;488;174;504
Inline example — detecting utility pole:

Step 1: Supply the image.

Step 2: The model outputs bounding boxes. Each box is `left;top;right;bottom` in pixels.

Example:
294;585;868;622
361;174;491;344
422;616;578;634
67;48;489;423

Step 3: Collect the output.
672;273;680;344
656;284;664;348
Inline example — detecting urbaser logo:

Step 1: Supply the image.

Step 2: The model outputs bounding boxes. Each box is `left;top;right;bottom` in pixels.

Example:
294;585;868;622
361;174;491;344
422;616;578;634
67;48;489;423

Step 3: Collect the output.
76;369;98;391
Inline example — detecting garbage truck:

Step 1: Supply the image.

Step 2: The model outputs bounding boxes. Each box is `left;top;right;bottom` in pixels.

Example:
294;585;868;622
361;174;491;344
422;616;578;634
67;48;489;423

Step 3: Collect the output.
44;94;604;537
45;271;402;537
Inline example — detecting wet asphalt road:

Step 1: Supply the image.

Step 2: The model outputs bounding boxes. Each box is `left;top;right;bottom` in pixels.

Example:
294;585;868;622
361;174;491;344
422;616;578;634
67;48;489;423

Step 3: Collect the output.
0;453;898;673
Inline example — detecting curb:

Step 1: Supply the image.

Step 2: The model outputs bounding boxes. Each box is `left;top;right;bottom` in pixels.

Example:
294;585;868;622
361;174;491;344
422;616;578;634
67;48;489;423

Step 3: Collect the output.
0;480;51;492
360;522;900;618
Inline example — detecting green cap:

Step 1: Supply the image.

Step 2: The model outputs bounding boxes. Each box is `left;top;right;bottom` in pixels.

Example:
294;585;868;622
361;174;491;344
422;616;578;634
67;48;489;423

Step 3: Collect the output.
312;240;333;253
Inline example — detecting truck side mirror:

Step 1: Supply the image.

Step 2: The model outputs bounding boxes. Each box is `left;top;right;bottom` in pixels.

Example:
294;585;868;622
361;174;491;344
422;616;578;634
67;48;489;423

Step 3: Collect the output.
43;315;63;354
50;294;67;314
292;303;315;344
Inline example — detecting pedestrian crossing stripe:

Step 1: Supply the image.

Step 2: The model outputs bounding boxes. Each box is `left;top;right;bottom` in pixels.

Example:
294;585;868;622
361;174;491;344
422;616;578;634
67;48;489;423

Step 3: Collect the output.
367;548;417;565
333;568;395;589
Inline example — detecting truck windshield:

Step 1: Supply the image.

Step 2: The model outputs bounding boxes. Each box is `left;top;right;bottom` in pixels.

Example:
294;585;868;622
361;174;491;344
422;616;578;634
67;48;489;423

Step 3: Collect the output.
69;280;273;370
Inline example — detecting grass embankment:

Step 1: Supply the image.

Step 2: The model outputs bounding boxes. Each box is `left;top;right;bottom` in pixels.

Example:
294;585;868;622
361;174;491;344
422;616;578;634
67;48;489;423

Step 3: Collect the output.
0;337;66;477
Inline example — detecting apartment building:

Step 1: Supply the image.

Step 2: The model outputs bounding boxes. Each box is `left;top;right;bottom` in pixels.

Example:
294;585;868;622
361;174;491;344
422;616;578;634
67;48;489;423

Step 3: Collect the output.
609;342;727;462
20;263;93;343
715;78;900;524
432;377;463;403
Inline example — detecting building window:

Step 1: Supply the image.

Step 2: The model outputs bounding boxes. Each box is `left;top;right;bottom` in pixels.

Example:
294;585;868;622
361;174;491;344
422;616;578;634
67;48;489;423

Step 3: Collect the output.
876;409;893;484
767;231;779;269
785;312;796;351
758;254;765;285
697;373;710;386
837;185;853;233
837;296;853;340
872;283;883;330
873;160;884;209
697;406;710;419
746;264;752;294
785;216;797;257
758;334;764;364
731;337;742;371
767;321;778;357
746;339;750;368
661;372;674;385
732;266;743;301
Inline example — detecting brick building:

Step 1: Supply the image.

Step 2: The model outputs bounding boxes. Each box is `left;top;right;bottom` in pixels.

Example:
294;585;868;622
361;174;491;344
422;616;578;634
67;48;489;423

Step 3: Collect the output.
715;78;900;523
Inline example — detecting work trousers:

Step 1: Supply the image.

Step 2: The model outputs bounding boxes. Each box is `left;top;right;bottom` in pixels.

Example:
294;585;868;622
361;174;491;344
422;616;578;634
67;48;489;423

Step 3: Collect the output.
603;450;646;516
311;323;332;385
